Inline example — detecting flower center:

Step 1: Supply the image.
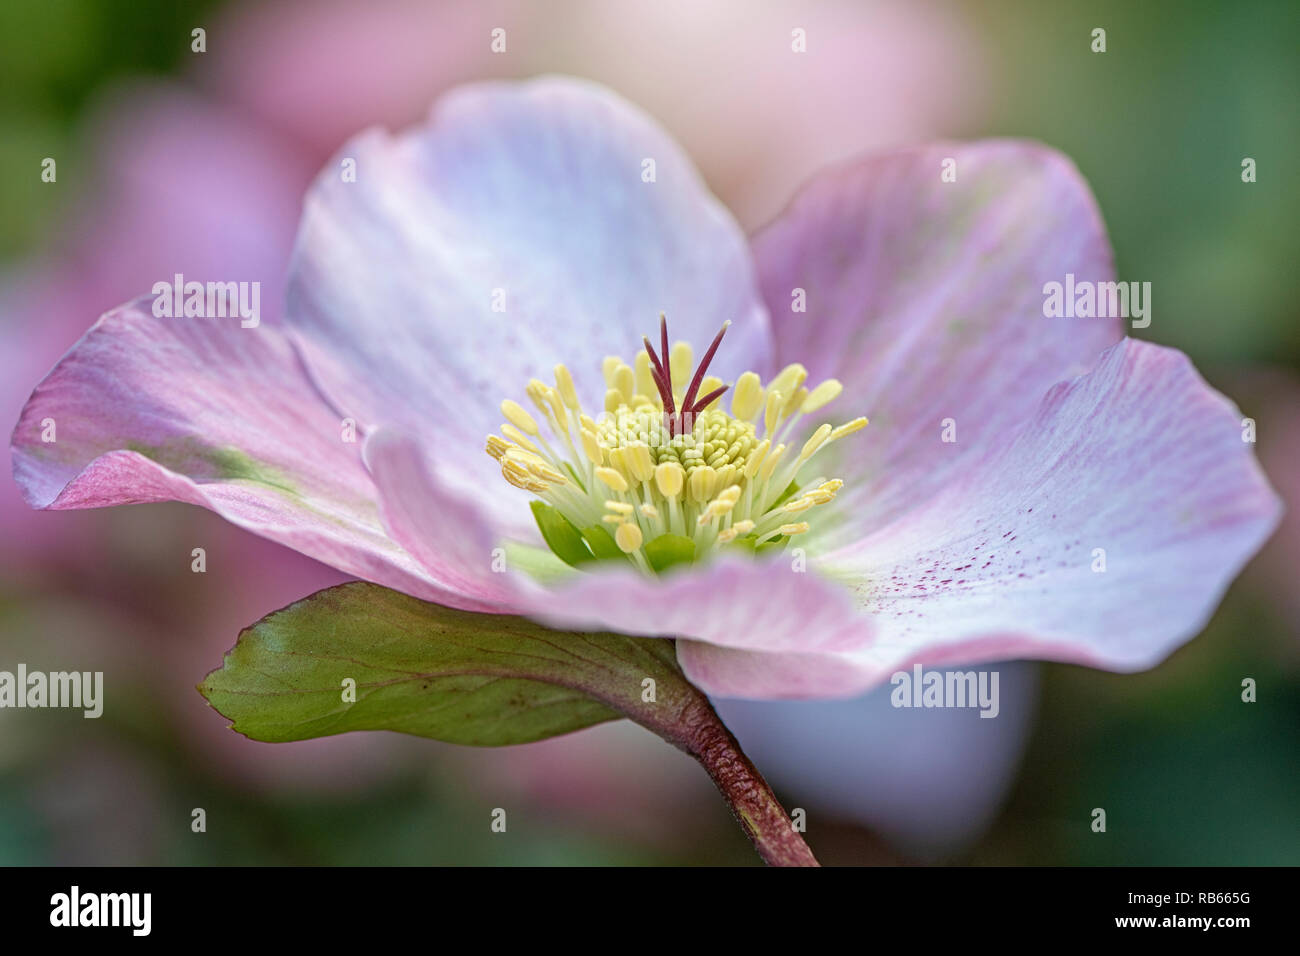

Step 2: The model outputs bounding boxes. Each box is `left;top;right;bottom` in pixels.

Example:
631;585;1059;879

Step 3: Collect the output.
485;315;867;574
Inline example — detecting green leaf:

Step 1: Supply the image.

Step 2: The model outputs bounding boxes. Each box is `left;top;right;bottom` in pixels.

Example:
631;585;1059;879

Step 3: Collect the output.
199;582;691;747
530;500;593;567
580;524;625;561
643;533;696;574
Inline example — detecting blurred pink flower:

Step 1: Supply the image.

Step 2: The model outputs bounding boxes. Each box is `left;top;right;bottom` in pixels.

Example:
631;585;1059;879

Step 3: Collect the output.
204;0;981;227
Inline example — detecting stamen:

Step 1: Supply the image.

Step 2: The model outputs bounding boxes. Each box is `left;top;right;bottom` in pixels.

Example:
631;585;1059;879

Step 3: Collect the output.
486;315;867;572
802;379;842;414
595;466;629;492
655;461;684;498
615;522;643;553
554;364;581;410
501;400;539;435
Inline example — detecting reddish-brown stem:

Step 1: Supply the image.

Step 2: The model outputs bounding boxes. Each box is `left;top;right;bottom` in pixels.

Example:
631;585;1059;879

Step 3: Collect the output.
677;697;819;866
619;675;819;867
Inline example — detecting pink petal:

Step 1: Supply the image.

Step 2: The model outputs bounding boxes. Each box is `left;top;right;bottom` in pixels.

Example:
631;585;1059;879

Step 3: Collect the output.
753;141;1122;547
746;338;1279;697
285;77;772;540
11;298;467;606
524;557;876;658
362;427;519;609
676;642;875;699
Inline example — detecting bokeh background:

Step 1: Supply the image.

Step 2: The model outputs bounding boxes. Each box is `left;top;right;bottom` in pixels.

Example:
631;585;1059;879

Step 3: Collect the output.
1;0;1296;865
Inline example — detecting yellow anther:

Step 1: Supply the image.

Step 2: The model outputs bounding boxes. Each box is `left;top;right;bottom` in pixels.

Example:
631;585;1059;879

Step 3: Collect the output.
608;446;633;477
744;439;771;479
634;351;657;401
504;447;566;485
819;479;844;493
714;463;737;491
698;497;736;525
669;341;693;391
534;463;568;485
655;461;685;498
580;429;604;465
605;500;634;515
554;364;581;411
784;385;809;418
503;445;544;466
778;522;810;536
595;466;629;493
830;416;869;441
525;377;549;408
579;413;597;431
799;423;834;461
604;388;623;414
717;484;742;504
615;522;643;553
700;375;724;400
626;442;655;483
501;459;547;493
770;363;807;398
501;423;539;453
802;379;843;413
688;464;718;503
759;443;786;483
639;503;659;518
731;372;764;422
527;380;566;426
602;356;623;386
500;471;538;493
717;518;757;544
501;399;539;435
613;364;635;405
602;514;624;524
545;385;566;423
485;435;511;461
764;389;784;434
782;497;816;514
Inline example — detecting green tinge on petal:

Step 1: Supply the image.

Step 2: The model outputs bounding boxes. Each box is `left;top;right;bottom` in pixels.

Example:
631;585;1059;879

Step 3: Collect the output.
126;439;297;494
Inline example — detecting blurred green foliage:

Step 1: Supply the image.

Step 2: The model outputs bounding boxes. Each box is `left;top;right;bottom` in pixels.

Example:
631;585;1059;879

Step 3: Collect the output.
968;0;1300;366
0;0;223;257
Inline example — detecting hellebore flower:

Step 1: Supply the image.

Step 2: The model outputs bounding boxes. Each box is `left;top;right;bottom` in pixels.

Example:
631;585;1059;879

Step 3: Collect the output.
10;78;1281;864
